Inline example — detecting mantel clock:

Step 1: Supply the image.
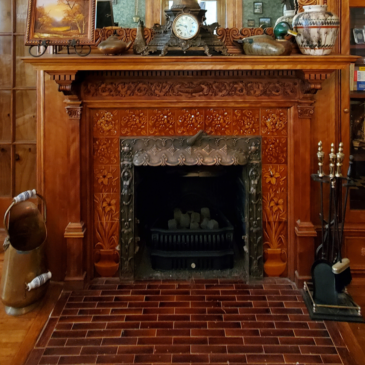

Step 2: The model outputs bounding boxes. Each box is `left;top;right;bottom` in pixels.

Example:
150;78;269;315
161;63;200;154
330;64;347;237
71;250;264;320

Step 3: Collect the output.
143;0;229;56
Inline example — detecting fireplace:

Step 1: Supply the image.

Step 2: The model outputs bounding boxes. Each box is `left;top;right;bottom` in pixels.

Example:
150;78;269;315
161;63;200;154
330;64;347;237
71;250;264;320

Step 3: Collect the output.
119;135;263;279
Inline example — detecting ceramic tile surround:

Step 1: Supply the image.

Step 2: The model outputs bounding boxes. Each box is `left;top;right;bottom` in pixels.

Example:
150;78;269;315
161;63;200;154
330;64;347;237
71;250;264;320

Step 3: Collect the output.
111;0;284;29
25;278;348;365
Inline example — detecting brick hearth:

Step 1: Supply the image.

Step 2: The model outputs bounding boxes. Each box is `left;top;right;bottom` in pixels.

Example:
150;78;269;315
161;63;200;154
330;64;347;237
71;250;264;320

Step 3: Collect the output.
25;278;347;365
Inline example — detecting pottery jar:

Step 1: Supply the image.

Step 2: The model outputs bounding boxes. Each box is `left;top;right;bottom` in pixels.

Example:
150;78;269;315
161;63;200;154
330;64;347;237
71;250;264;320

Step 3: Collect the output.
292;5;340;55
275;10;296;29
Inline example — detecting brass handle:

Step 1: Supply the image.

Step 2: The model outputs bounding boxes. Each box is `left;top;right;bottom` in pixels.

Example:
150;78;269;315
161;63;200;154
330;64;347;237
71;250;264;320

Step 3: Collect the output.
344;109;349;113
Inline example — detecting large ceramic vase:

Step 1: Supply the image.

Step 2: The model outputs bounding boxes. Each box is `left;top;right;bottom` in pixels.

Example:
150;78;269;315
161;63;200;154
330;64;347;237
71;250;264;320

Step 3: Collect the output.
264;248;287;277
292;5;340;55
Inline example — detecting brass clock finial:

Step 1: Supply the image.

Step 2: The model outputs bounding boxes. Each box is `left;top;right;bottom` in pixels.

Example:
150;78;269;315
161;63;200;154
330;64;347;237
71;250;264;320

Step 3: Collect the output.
336;142;345;178
329;143;336;182
317;141;325;177
172;0;201;9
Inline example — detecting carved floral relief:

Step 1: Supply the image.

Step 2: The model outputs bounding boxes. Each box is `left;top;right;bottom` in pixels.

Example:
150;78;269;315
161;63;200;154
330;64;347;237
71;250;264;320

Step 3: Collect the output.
120;109;148;136
94;166;119;193
262;165;287;193
233;109;260;136
176;109;204;135
261;109;288;136
93;138;119;165
93;110;119;136
205;109;232;135
149;109;175;136
262;137;287;164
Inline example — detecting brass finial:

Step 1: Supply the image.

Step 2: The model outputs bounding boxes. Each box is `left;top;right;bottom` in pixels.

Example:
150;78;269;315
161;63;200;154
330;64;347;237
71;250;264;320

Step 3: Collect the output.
329;143;336;181
336;142;345;178
317;141;325;177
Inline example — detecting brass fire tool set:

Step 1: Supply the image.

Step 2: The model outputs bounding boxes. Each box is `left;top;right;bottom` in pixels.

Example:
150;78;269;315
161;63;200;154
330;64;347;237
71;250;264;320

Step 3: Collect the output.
302;142;364;322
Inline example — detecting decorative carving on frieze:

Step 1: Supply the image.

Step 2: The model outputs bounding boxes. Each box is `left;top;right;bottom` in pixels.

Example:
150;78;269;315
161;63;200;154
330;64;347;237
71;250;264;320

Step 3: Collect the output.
120;109;148;136
149;109;175;136
93;110;119;136
261;109;288;136
262;137;287;164
176;109;205;135
233;109;260;136
298;106;315;119
206;109;232;135
83;80;299;99
93;138;119;165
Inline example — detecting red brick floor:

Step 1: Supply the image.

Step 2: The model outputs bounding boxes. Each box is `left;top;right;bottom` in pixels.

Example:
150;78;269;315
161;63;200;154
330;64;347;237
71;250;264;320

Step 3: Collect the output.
25;278;349;365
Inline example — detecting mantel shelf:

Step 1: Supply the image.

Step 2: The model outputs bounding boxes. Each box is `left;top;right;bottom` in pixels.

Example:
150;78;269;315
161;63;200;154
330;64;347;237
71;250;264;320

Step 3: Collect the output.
23;54;359;72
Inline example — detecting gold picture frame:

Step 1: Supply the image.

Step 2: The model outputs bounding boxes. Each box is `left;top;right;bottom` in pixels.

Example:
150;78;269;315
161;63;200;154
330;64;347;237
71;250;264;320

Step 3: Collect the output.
25;0;96;46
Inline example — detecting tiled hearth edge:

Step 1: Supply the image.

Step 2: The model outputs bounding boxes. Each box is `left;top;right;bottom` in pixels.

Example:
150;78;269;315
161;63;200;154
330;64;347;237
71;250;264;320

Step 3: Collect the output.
24;278;352;365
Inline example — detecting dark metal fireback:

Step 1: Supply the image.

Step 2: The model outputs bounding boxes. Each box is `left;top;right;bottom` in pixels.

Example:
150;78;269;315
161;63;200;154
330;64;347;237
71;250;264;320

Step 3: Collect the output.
120;133;263;280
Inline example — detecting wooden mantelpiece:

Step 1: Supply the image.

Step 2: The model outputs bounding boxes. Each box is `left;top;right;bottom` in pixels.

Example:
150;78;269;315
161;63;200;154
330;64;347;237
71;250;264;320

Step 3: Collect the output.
24;54;358;289
24;54;357;72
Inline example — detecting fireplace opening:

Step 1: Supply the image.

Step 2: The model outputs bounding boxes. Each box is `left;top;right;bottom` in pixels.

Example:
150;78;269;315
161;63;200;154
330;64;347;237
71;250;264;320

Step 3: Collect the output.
133;165;248;279
120;135;263;280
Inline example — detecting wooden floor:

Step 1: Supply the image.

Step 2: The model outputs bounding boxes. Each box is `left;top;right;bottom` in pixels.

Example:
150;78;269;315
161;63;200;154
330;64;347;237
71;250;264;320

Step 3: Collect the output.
0;250;364;365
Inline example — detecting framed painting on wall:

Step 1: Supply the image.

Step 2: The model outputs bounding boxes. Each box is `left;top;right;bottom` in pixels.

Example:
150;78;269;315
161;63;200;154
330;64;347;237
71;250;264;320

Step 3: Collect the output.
247;19;255;27
253;2;263;14
25;0;96;46
259;17;272;27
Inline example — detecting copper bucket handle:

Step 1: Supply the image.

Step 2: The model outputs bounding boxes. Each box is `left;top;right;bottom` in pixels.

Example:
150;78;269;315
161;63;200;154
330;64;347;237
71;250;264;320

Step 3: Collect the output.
3;189;47;237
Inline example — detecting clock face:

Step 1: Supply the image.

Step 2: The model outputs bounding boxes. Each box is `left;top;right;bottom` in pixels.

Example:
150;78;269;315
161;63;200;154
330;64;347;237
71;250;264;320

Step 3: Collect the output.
172;14;199;40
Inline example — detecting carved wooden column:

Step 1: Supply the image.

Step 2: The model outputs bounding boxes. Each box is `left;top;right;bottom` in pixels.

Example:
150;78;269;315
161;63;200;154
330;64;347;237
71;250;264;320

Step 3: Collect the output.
49;71;86;288
294;71;331;287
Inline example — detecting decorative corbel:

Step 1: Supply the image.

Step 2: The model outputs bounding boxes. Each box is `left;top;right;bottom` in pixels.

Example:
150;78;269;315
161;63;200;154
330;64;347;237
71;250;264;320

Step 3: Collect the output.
48;71;78;96
300;70;333;95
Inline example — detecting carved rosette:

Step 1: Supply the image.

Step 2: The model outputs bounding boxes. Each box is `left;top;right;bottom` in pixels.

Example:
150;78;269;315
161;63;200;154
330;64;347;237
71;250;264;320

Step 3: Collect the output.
261;109;288;136
149;109;175;136
298;106;315;119
93;110;119;136
233;109;260;136
206;109;232;135
120;109;148;136
93;138;119;165
176;109;204;135
262;137;287;164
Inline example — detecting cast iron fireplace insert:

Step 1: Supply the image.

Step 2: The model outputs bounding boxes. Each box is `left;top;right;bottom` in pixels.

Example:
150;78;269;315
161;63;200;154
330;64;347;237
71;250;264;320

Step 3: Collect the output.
120;133;263;279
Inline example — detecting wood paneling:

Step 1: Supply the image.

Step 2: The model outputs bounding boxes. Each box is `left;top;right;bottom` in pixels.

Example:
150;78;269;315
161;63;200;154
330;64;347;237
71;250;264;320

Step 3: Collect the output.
0;36;12;87
0;91;11;141
0;0;12;33
0;145;11;196
15;90;37;141
15;144;36;195
16;36;37;87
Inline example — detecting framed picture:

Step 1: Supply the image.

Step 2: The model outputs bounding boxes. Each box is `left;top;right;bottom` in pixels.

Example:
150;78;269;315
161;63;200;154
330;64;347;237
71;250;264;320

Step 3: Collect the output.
96;0;114;29
247;19;255;27
259;17;272;27
25;0;96;46
253;2;263;14
353;28;365;44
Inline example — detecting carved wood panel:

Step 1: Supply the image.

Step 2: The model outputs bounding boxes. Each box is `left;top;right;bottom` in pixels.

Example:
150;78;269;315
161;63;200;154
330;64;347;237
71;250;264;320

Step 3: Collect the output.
92;107;289;277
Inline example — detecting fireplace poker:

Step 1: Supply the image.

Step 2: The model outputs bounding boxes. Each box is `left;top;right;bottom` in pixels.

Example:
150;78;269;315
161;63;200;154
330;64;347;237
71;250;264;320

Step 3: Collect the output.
327;143;337;263
317;142;326;260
